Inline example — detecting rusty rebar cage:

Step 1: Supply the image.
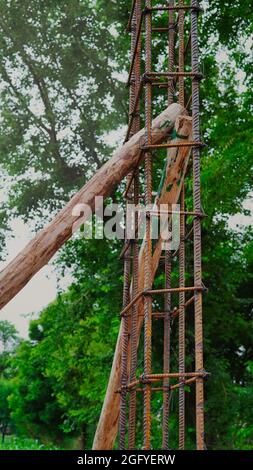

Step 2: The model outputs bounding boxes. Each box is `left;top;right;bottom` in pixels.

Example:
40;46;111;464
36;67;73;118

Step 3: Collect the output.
119;0;206;450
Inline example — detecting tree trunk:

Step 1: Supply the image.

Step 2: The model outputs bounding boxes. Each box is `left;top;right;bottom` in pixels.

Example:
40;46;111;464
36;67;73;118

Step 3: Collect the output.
92;115;192;449
2;424;7;443
0;103;185;310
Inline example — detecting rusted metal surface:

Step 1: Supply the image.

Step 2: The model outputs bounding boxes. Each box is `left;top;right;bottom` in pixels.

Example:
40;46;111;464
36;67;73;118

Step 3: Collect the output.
191;0;205;451
119;371;208;393
179;184;186;450
118;0;206;450
162;249;171;449
162;1;175;446
146;5;202;12
128;0;141;450
178;0;186;450
136;377;197;393
143;0;153;450
141;141;204;149
119;0;140;449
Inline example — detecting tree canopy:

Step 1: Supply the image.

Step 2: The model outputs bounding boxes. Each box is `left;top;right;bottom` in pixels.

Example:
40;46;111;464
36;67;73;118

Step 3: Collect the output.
0;0;252;450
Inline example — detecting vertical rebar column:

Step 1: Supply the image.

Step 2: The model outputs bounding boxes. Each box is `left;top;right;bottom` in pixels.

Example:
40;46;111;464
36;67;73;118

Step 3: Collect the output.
178;0;186;451
162;251;171;449
191;0;205;450
178;0;185;106
178;185;185;449
143;0;153;450
119;1;138;448
168;0;175;106
119;233;131;450
162;0;175;450
128;0;141;450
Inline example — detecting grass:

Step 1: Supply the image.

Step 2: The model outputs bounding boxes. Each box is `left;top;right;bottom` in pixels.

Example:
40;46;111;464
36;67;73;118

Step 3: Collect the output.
0;435;61;450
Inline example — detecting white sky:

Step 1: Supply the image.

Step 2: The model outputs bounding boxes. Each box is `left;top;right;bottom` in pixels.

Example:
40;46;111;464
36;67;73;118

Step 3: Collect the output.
0;218;61;338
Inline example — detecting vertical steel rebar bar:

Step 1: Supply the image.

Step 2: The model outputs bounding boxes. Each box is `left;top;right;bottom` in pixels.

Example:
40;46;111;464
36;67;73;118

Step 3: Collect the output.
178;0;186;451
119;0;139;449
162;0;175;450
128;0;141;450
178;185;186;449
162;251;172;449
119;222;131;449
168;0;175;106
178;0;185;107
191;0;205;451
143;0;153;451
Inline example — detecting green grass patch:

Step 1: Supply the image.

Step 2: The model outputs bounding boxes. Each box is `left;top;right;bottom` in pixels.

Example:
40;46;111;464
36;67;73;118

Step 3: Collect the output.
0;435;61;450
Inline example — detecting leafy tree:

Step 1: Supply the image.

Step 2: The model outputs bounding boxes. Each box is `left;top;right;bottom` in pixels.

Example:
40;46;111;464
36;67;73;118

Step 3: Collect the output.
0;379;14;443
0;0;253;450
0;321;19;442
9;237;122;448
0;0;127;242
8;227;253;449
0;320;19;378
0;320;18;354
9;339;65;444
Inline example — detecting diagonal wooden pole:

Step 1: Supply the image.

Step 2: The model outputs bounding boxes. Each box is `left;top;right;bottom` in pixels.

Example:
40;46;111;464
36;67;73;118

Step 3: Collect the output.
0;103;184;311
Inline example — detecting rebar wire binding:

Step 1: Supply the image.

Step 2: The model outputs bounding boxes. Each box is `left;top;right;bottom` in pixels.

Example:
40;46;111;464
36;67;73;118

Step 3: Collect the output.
119;0;206;450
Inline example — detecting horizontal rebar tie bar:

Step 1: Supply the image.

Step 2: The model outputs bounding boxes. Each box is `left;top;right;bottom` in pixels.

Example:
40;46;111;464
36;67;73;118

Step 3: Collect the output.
144;71;203;79
117;371;209;393
144;5;202;13
128;68;203;87
136;377;197;392
127;2;202;30
144;286;205;295
124;295;195;319
119;286;205;318
142;209;207;217
141;141;205;149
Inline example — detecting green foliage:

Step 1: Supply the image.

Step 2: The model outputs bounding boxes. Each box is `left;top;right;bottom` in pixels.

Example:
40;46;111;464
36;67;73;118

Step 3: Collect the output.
0;435;61;450
0;379;15;439
7;228;253;449
0;0;128;227
9;237;122;447
8;338;65;442
0;321;19;440
0;320;18;352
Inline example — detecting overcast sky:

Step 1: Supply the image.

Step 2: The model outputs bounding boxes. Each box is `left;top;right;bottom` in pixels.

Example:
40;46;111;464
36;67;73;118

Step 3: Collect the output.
0;218;61;338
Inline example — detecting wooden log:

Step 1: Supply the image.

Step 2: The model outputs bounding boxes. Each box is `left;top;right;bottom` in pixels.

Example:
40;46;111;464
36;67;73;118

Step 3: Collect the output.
0;103;185;311
92;115;192;450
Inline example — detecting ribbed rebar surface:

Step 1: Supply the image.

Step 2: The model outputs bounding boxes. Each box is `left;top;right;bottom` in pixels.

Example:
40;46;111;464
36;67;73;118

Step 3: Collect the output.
119;0;205;451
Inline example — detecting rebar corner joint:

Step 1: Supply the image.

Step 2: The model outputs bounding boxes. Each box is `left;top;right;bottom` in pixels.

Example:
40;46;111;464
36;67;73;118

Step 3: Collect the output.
193;3;203;14
193;72;204;82
142;72;152;84
143;6;151;15
139;374;150;385
143;289;152;297
199;369;210;380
